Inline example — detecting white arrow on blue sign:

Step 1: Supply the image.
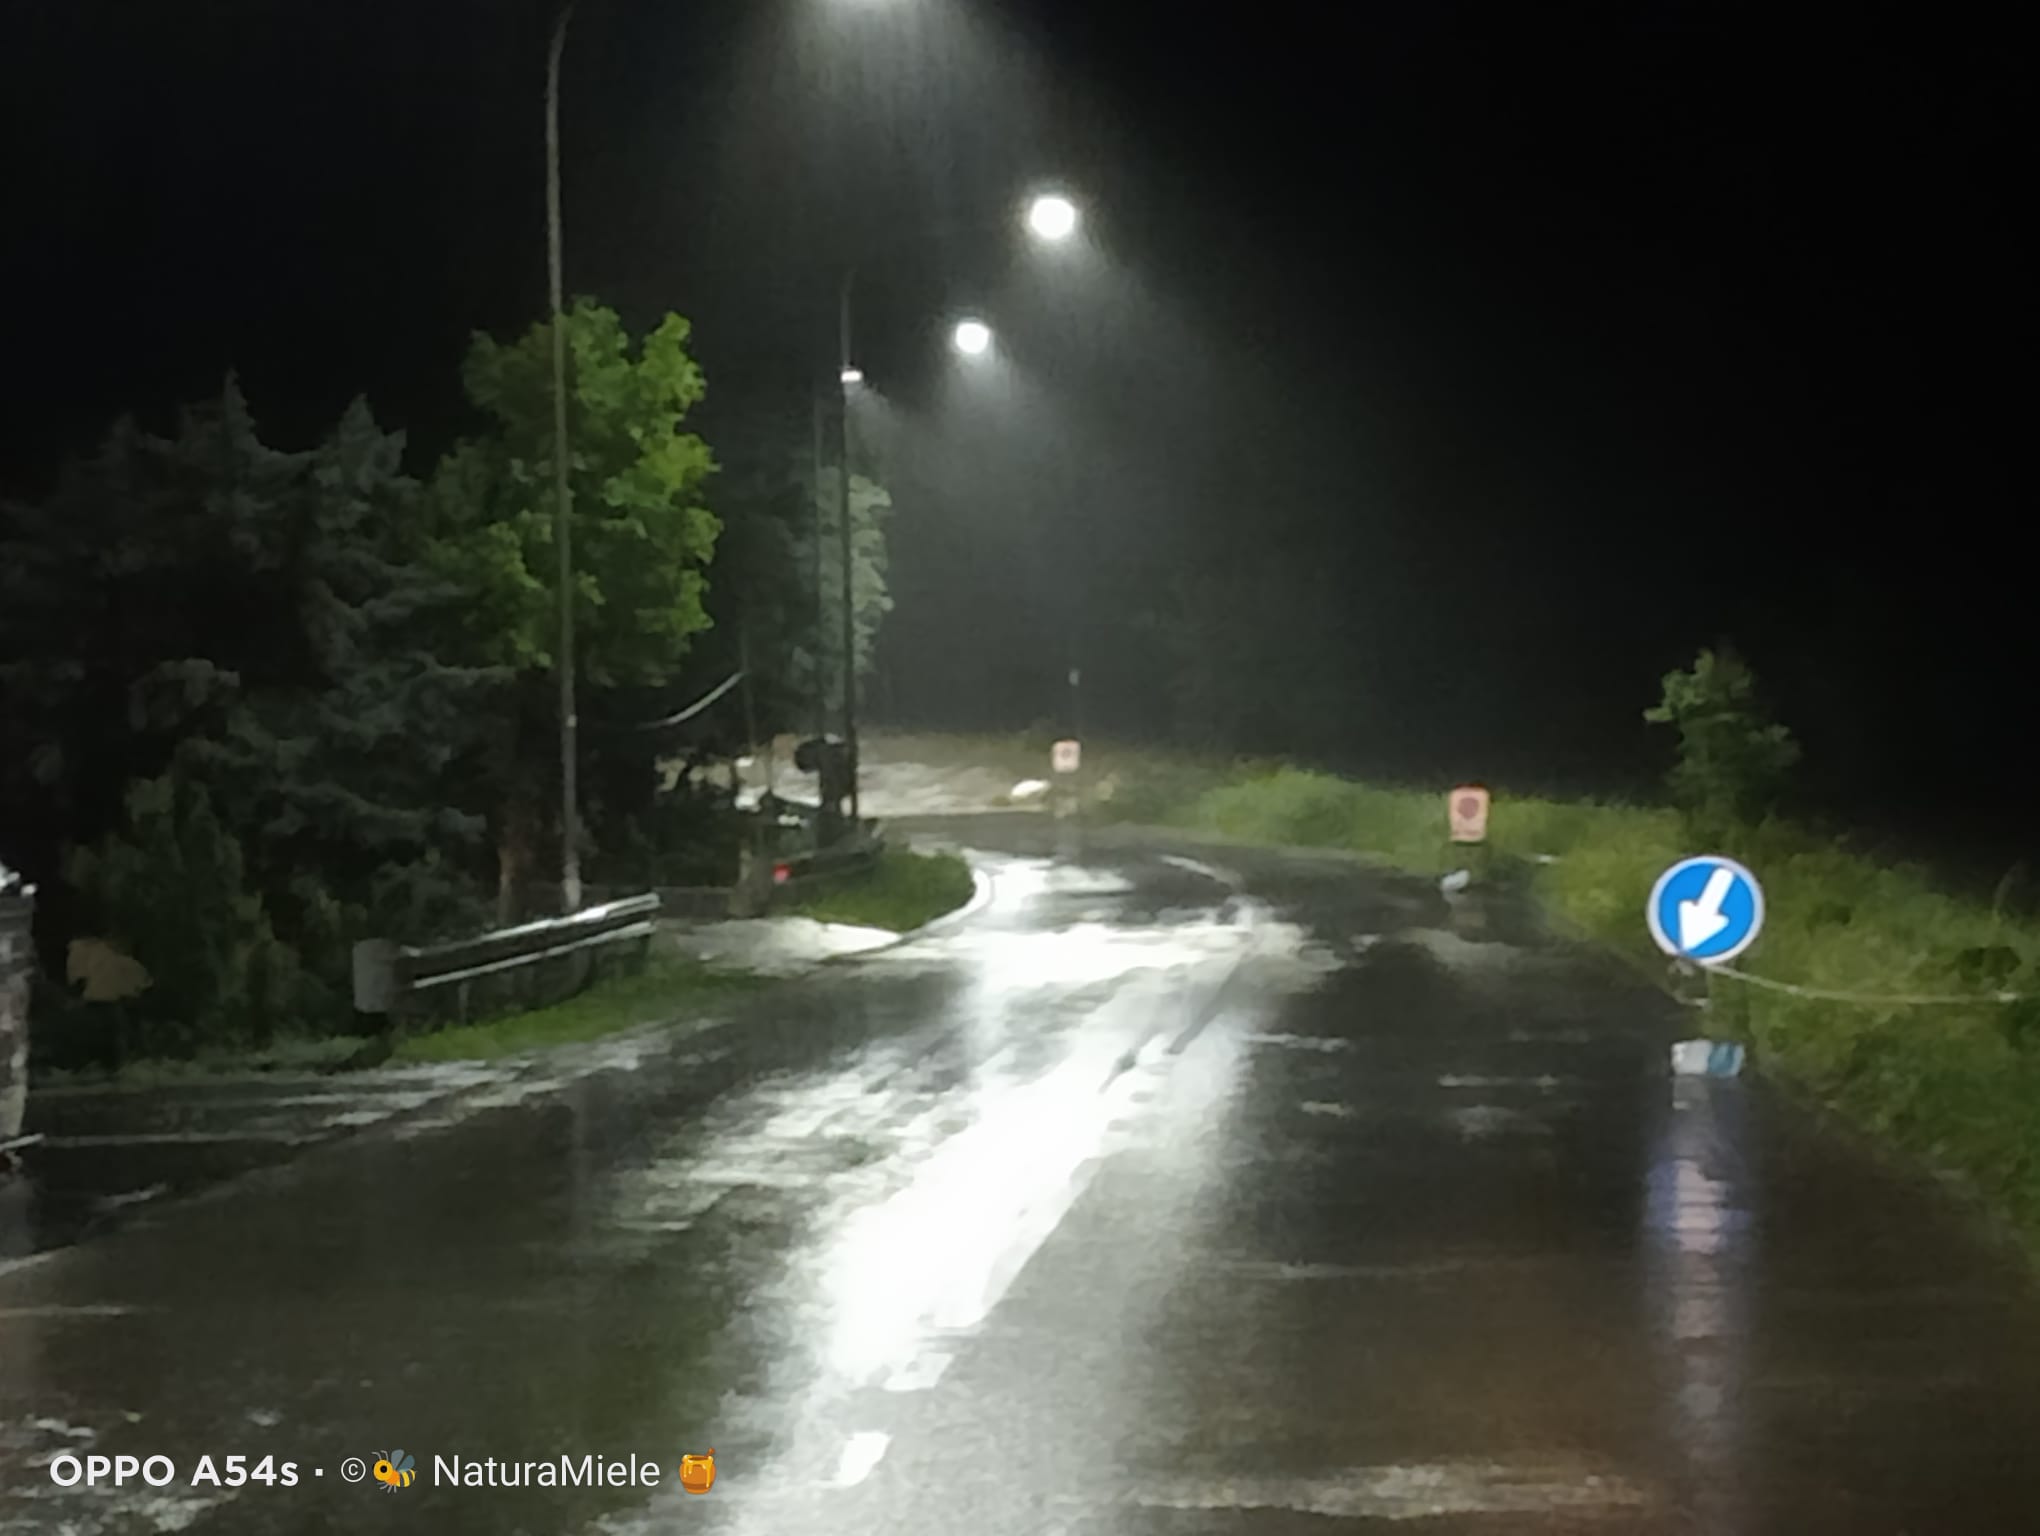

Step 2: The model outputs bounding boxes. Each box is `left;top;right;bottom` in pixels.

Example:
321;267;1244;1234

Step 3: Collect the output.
1646;855;1765;965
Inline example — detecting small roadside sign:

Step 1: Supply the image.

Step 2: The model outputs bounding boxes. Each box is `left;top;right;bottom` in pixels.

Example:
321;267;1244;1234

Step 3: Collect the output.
1448;786;1489;843
1052;739;1081;774
1647;855;1764;966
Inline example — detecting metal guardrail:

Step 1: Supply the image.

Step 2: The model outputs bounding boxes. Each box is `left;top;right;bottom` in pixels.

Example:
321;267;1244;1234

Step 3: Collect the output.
354;893;661;1021
768;844;880;905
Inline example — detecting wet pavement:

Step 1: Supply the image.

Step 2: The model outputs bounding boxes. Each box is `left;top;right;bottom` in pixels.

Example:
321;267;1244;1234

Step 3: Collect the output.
5;814;2040;1533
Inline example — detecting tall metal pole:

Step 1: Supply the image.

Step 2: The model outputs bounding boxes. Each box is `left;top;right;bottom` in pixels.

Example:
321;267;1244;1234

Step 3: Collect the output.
547;5;581;913
811;392;828;743
836;273;861;820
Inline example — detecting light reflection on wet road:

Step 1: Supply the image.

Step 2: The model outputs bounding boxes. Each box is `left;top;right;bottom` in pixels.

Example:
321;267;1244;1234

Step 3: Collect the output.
5;815;2040;1534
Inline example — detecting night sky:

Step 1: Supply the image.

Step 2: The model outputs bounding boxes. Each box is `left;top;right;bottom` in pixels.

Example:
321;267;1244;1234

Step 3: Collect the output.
3;4;2028;862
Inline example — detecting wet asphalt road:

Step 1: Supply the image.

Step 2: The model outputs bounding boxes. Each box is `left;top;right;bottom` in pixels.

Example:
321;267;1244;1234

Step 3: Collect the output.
6;815;2040;1534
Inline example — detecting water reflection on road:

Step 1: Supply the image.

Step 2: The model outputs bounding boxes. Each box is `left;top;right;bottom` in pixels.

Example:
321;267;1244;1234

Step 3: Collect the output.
6;819;2040;1535
1644;1074;1755;1535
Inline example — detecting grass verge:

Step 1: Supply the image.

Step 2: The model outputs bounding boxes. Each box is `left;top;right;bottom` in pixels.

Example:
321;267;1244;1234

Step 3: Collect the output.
392;956;767;1064
784;847;976;933
1102;751;2040;1256
36;1034;382;1088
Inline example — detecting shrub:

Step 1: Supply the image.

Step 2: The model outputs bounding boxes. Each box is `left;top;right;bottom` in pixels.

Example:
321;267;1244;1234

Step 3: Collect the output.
588;783;750;888
1644;647;1800;843
65;773;307;1056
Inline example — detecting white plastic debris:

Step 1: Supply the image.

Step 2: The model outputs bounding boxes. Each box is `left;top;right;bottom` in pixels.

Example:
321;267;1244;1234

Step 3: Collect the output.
1671;1040;1746;1077
1439;869;1472;895
1009;779;1051;804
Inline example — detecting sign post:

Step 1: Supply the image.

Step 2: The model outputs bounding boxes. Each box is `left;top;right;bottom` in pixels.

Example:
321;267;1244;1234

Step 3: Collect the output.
1448;786;1490;843
1648;854;1765;1075
1050;739;1082;822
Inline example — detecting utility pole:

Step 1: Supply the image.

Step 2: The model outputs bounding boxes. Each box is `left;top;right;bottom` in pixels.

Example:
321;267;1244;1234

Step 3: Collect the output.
836;274;860;821
811;392;828;743
546;4;581;913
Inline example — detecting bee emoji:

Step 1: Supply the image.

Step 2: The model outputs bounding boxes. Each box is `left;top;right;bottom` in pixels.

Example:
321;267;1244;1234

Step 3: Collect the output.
372;1451;417;1492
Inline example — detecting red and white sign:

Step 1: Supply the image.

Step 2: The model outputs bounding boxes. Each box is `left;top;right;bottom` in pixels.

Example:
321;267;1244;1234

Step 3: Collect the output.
1051;739;1082;774
1448;785;1490;843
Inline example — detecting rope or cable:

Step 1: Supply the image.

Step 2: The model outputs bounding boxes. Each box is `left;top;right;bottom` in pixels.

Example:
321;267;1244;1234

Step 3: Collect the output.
1705;963;2035;1007
636;671;744;730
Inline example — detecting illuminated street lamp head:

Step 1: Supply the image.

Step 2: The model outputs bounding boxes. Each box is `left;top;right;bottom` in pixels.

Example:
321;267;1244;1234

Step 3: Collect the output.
951;318;993;357
840;365;865;386
1026;192;1080;243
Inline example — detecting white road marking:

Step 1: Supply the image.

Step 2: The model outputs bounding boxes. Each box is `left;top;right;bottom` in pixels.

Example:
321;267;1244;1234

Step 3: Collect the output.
34;1132;325;1149
1247;1033;1352;1052
0;1304;141;1319
1159;854;1241;889
831;1432;890;1488
1437;1074;1575;1090
1097;1459;1655;1519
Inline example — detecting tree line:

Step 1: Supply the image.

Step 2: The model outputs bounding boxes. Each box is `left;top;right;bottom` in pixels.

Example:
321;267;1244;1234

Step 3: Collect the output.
0;300;889;1060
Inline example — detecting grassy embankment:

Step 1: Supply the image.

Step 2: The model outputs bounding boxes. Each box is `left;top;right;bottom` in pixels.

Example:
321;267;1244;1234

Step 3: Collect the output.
782;847;976;932
54;849;975;1078
392;956;768;1064
1089;747;2040;1253
394;849;972;1061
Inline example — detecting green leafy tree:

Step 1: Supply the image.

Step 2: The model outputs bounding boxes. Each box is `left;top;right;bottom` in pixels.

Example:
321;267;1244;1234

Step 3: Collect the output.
689;447;819;745
1644;646;1801;839
428;300;720;914
801;466;894;705
694;446;896;745
431;299;720;681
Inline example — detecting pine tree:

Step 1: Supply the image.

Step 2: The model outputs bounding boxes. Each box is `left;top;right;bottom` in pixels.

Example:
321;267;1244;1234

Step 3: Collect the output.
180;397;506;981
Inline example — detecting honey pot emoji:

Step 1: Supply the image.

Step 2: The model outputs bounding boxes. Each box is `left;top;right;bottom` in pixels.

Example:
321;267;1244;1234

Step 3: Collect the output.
678;1450;716;1495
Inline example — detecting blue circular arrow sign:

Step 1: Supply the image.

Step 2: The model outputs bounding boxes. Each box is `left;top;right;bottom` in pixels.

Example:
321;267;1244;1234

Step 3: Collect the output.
1646;855;1765;965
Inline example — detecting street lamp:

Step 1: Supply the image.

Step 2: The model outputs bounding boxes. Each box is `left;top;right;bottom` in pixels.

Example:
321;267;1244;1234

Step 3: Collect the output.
951;317;993;357
827;190;1083;828
1025;193;1079;243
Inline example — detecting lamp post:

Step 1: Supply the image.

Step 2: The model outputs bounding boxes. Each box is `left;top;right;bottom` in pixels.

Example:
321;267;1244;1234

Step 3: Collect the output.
836;276;860;821
546;4;581;914
827;193;1078;819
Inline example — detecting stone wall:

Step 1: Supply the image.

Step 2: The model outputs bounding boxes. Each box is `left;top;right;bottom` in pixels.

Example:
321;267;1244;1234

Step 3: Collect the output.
0;887;32;1144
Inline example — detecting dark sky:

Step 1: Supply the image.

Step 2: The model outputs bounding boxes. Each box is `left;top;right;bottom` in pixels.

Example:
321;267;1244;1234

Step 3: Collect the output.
3;3;2029;856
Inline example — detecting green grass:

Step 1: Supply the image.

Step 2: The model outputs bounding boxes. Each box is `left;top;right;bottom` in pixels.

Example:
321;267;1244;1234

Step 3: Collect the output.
1105;751;2040;1257
783;847;976;933
38;1033;382;1088
391;956;767;1064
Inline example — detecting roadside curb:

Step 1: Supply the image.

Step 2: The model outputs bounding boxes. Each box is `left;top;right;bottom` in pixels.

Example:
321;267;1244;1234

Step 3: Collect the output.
818;857;997;965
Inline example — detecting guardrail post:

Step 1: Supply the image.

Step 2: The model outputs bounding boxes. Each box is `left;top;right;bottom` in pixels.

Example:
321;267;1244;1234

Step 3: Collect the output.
352;938;399;1018
1;883;34;1147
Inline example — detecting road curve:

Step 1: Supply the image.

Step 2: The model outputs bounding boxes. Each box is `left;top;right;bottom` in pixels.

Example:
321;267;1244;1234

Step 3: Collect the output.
4;816;2039;1534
